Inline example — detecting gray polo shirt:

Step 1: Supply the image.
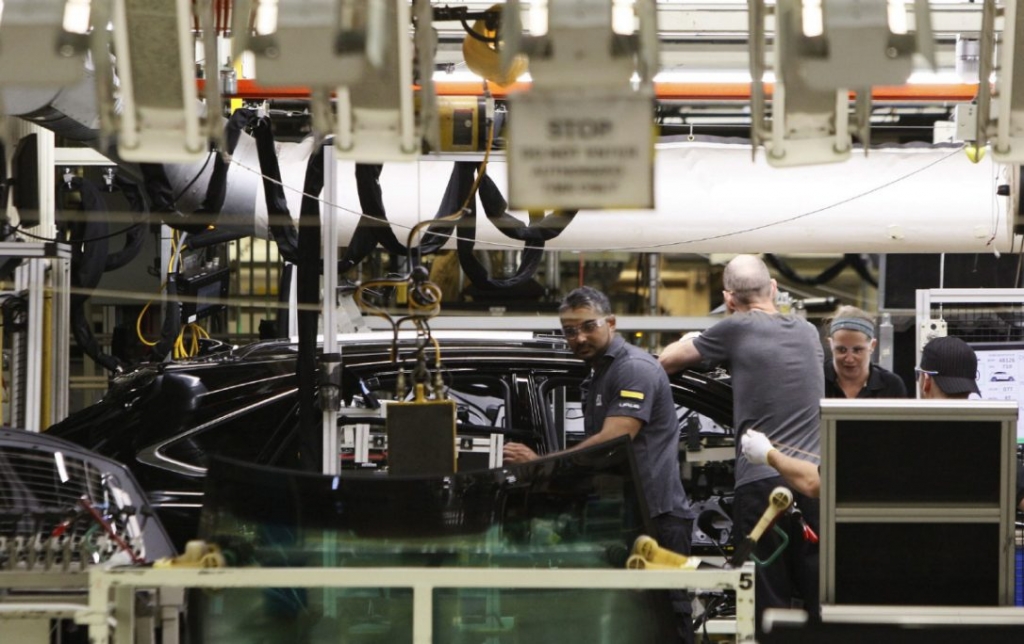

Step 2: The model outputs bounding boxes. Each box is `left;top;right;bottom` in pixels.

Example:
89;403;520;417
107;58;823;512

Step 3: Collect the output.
583;335;689;518
693;310;824;488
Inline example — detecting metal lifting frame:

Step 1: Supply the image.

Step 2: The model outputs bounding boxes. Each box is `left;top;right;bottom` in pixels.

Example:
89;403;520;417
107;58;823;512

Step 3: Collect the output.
915;287;1024;366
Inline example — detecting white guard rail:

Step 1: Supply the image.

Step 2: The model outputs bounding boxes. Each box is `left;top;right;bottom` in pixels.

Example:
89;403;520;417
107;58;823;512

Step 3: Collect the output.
78;565;757;643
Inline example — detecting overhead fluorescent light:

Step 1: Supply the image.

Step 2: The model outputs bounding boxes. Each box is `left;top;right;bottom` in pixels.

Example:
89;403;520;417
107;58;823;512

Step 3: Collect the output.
434;69;970;86
63;0;91;34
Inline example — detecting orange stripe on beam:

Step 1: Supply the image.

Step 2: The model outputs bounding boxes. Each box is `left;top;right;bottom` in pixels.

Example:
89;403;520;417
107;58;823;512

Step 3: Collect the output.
202;79;979;103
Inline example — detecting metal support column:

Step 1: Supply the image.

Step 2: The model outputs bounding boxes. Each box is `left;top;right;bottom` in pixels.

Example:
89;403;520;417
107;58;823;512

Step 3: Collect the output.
545;251;560;295
647;253;660;351
11;259;42;430
321;147;340;476
3;242;71;431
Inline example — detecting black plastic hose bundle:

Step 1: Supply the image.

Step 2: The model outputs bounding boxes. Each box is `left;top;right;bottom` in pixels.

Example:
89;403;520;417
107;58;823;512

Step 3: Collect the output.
103;178;146;271
62;176;144;373
764;253;878;288
441;161;578;291
336;163;457;273
336;160;578;290
249;112;301;263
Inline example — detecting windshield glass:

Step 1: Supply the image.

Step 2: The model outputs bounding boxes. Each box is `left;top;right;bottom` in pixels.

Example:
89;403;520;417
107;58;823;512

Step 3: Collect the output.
195;437;678;642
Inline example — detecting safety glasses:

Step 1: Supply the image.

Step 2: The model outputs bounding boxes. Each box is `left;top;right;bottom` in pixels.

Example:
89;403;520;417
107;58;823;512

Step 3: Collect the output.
561;317;608;339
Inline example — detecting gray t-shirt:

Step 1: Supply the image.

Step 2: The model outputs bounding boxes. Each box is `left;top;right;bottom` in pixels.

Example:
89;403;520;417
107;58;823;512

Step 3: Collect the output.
584;336;689;518
693;311;824;487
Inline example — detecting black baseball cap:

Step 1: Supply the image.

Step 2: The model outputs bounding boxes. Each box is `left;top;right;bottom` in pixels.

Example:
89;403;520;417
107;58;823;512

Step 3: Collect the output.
919;336;980;395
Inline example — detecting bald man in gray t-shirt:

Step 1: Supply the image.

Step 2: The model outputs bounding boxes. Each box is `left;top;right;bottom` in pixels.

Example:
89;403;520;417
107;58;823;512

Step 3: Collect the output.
660;255;823;631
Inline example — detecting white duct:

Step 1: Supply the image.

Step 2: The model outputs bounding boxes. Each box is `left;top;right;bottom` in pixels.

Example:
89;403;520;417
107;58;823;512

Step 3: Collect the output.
6;72;1010;255
257;140;1014;254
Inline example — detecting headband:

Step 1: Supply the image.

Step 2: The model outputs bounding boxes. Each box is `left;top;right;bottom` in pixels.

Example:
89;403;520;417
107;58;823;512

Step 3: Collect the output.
830;318;875;339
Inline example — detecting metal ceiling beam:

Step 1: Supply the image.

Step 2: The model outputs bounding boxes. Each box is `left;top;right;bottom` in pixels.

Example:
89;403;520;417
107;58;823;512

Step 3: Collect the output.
428;2;984;38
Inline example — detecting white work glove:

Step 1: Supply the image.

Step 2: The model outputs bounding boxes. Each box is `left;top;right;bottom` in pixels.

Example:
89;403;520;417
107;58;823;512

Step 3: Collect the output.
741;429;775;465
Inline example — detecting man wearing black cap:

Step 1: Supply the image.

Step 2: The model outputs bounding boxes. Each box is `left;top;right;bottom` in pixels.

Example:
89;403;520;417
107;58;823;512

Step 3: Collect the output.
916;335;981;399
917;336;1024;511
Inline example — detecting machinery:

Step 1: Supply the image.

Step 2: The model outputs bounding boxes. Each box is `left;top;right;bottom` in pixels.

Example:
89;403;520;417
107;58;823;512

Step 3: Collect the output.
2;3;1024;641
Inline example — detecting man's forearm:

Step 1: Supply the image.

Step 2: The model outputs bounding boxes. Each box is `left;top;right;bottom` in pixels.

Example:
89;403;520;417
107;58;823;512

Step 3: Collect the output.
658;338;701;374
568;416;643;454
766;449;821;499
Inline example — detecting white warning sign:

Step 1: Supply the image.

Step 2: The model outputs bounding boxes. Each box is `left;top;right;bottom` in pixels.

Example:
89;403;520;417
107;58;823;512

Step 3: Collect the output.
507;91;655;210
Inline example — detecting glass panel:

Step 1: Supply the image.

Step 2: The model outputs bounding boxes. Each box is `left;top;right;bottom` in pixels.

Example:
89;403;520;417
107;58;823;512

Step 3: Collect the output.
195;437;677;642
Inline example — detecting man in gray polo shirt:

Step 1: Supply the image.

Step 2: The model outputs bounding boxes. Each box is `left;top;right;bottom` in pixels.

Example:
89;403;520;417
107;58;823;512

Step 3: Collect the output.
504;286;693;643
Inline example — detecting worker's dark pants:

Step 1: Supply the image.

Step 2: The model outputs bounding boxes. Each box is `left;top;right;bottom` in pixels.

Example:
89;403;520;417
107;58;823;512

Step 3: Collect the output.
653;510;695;644
733;476;820;636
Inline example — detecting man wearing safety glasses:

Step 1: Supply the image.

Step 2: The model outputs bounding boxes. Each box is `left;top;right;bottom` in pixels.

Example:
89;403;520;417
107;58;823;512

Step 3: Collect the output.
503;285;695;644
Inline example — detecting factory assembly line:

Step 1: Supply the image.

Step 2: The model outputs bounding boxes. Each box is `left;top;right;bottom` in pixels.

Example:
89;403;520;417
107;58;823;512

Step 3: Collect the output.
2;1;1024;643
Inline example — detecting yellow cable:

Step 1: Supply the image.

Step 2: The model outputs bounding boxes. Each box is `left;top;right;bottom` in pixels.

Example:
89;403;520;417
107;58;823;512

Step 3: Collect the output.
429;334;442;368
135;300;158;347
408;282;442;315
404;120;496;251
354;278;406;360
171;323;210;358
166;230;180;275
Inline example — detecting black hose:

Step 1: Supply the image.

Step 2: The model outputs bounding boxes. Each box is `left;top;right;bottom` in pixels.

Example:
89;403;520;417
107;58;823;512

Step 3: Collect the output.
436;162;574;291
250;115;300;264
103;178;146;271
62;177;123;372
295;140;329;472
337;164;458;274
764;253;878;289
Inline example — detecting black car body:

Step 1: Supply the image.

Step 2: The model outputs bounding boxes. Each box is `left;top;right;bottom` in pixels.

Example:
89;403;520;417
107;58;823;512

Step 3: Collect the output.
46;332;735;550
0;427;176;567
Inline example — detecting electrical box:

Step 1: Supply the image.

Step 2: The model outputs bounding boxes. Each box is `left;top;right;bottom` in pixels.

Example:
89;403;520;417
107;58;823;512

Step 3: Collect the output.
919;318;948;350
955;103;978;142
178;264;230;324
386;399;457;476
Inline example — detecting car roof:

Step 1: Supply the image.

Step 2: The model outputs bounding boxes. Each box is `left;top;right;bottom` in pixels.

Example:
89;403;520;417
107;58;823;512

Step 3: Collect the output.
230;331;572;360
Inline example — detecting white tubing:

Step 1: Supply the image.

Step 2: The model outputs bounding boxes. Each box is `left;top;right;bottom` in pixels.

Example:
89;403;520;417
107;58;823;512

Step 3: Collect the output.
259;140;1014;254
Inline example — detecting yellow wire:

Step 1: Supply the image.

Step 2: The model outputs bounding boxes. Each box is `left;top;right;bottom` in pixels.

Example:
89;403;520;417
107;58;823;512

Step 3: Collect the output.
173;328;185;359
166;230;180;275
428;331;442;368
136;299;158;347
354;277;408;359
136;280;170;348
407;282;442;315
169;323;211;360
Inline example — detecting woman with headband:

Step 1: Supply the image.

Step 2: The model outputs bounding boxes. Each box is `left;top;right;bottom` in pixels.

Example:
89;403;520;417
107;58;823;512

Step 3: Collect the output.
824;305;907;399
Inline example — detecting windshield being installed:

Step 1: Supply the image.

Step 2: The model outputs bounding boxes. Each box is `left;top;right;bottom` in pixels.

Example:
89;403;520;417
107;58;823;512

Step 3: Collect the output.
195;437;678;643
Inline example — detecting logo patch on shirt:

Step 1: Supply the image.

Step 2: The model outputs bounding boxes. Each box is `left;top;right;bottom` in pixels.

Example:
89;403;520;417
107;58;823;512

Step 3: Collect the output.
618;401;641;410
620;390;645;400
595;394;603;407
